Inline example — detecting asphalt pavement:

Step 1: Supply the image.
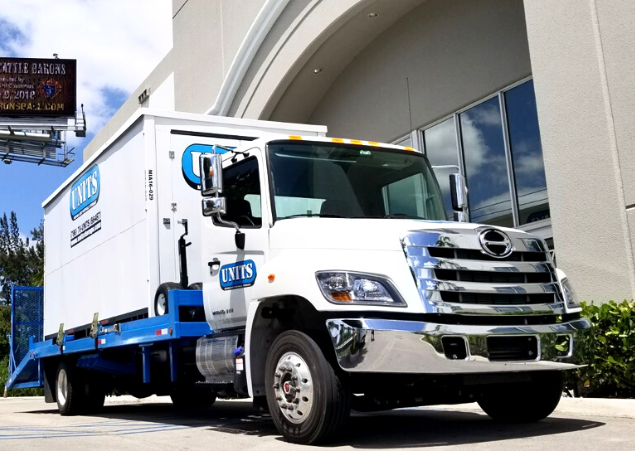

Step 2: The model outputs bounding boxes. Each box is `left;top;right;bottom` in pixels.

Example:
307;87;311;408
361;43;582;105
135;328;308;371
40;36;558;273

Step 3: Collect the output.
0;395;633;450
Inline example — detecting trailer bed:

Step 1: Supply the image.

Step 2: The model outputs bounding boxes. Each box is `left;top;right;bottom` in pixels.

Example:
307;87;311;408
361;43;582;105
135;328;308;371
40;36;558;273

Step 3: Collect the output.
5;287;211;392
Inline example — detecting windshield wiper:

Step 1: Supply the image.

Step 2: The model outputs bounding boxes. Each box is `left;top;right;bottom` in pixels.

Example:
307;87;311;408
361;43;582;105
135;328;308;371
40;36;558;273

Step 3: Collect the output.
279;213;345;219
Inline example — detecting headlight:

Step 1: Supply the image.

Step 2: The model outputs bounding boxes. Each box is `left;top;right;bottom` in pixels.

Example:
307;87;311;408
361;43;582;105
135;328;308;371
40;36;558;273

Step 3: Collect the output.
316;271;406;307
560;277;581;309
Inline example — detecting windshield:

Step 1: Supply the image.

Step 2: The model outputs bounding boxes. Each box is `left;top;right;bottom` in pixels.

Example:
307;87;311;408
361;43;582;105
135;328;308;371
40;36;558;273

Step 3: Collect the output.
267;141;447;221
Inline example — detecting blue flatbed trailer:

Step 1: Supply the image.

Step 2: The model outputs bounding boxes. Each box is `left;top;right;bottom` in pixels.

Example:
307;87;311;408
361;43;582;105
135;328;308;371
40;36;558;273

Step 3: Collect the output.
5;287;213;404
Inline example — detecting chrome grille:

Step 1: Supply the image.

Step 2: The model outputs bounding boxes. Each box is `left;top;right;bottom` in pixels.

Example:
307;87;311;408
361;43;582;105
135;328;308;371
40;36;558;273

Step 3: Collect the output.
401;228;564;316
428;247;547;262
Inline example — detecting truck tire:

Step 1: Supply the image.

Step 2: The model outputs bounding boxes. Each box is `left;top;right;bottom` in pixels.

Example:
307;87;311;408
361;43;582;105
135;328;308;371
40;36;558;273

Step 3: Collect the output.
265;330;351;445
170;385;216;408
56;361;85;416
478;372;563;422
188;283;202;290
154;282;182;316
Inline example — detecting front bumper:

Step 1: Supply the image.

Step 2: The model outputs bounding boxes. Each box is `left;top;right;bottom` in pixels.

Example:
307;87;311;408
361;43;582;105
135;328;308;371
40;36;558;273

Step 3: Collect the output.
326;317;592;374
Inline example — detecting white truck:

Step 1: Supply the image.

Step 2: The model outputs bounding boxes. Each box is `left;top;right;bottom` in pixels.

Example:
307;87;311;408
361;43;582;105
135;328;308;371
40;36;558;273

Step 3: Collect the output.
6;110;591;445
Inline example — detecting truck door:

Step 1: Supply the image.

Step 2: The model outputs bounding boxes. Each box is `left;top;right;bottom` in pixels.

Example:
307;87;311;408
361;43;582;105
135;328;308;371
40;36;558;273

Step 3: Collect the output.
167;132;255;290
201;151;267;331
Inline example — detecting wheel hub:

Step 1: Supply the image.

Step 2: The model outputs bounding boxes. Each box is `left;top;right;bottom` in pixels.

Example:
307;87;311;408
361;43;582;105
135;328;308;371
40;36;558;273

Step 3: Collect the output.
157;293;167;315
57;369;68;405
273;352;313;424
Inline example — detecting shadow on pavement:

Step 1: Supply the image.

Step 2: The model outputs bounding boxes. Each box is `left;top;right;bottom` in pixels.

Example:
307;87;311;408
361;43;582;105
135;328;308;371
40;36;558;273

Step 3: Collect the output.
26;400;604;448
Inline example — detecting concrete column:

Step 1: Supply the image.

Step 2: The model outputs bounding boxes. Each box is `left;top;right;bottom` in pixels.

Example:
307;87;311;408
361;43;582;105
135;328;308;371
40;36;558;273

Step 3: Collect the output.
523;0;635;302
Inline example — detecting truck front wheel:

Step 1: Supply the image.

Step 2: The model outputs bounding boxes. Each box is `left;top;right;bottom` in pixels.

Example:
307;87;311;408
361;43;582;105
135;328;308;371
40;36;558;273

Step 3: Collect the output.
478;371;563;422
265;330;351;445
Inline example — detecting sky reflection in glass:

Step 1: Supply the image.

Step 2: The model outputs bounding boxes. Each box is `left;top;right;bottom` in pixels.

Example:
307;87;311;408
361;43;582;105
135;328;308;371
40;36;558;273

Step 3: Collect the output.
460;97;513;227
505;80;550;224
423;117;458;220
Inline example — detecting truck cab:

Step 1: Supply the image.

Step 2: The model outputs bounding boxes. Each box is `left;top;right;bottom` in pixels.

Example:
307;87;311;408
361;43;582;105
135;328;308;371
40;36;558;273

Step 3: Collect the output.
195;135;591;444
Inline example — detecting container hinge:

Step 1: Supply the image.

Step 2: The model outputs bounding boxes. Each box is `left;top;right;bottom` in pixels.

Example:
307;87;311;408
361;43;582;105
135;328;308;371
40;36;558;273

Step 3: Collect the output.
171;202;177;212
169;151;175;159
100;324;121;334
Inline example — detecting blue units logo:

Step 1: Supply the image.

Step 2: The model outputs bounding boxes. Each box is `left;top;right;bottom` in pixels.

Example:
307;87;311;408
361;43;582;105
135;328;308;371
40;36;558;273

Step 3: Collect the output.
219;260;257;290
70;165;100;220
181;144;232;189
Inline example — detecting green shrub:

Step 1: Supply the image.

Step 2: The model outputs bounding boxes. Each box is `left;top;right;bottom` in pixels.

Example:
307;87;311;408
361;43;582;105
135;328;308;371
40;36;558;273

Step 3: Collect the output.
567;300;635;398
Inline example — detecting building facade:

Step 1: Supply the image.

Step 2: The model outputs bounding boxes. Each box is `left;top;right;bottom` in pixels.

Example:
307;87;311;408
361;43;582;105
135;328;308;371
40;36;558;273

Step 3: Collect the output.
84;0;635;302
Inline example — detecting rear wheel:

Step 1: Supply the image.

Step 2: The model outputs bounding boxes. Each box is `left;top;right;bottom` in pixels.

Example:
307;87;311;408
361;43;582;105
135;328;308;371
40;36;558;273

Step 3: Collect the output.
265;330;350;445
478;372;563;422
56;362;84;415
154;282;182;316
188;282;202;290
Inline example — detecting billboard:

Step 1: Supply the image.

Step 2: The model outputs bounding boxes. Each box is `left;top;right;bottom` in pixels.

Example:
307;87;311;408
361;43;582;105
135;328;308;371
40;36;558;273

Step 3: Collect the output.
0;57;76;117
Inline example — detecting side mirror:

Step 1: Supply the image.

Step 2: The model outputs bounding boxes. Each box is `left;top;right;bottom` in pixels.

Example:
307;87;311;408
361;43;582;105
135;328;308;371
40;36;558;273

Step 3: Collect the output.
202;197;226;217
449;173;467;211
200;154;223;196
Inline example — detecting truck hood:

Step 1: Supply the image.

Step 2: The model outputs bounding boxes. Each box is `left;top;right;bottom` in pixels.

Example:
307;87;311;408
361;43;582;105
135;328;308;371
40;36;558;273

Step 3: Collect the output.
269;218;519;251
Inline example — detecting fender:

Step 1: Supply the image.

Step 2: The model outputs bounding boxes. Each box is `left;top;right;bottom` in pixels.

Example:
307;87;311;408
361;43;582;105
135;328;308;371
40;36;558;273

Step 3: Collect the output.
243;248;420;396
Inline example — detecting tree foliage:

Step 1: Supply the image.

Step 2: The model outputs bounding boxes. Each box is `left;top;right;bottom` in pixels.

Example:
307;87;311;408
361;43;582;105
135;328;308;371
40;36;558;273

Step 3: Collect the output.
0;212;44;302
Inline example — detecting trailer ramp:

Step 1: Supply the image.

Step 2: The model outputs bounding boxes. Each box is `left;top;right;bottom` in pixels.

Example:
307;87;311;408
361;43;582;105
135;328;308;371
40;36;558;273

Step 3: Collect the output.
5;287;44;392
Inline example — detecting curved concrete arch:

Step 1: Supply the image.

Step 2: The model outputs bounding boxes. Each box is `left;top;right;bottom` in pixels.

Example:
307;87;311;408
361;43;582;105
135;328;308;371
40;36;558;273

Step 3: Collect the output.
229;0;426;121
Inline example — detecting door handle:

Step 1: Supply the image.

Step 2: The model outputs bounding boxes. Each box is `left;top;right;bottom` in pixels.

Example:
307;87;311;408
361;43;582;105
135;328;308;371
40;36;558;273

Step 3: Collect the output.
208;258;221;272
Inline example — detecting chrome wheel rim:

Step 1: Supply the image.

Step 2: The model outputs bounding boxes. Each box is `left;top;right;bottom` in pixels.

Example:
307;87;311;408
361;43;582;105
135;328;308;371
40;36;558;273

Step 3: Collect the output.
273;352;314;424
57;369;68;406
156;293;167;315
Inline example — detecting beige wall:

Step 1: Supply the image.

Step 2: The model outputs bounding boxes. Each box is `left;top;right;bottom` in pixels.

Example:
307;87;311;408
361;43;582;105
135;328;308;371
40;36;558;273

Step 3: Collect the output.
172;0;265;113
524;0;635;301
272;0;531;142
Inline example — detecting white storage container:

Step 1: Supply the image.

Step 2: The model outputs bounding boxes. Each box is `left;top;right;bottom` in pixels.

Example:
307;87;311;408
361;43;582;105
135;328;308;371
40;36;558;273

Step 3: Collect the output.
42;109;326;336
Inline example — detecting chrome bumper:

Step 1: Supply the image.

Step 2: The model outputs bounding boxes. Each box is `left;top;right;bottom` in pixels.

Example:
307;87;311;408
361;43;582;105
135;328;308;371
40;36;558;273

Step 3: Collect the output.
326;317;592;374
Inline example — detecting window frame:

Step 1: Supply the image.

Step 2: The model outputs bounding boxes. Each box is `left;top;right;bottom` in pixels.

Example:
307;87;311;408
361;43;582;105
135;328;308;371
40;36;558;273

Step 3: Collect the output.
211;152;263;230
419;76;550;231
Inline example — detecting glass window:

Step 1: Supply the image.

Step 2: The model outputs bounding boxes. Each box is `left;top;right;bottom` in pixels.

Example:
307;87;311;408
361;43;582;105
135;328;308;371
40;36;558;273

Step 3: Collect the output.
505;81;550;225
383;173;430;218
423;117;459;220
244;194;262;218
273;196;325;218
460;97;513;227
214;156;261;228
268;142;446;221
394;135;412;148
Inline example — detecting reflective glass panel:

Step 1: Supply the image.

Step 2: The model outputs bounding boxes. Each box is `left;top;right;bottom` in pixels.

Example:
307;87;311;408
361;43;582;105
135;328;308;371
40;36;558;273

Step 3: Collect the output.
394;135;412;148
460;97;513;227
505;81;550;225
423;117;459;220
